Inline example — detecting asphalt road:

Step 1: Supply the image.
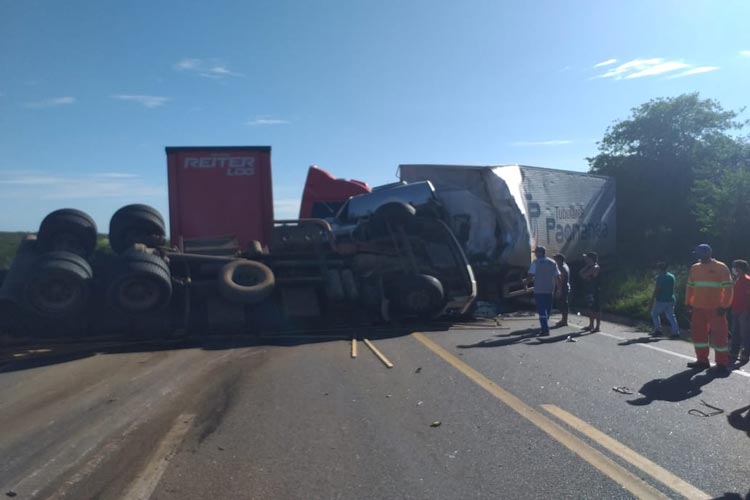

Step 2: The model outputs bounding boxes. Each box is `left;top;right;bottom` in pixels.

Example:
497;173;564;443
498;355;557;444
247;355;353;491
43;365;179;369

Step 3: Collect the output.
1;314;749;500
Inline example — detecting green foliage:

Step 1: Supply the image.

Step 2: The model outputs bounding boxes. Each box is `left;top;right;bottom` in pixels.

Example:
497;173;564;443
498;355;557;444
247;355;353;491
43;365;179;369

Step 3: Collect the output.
0;232;112;270
0;233;29;269
597;266;691;327
588;93;749;263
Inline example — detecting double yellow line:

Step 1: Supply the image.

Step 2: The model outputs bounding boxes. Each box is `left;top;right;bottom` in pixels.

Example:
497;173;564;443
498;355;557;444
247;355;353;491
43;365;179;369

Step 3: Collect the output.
412;332;710;500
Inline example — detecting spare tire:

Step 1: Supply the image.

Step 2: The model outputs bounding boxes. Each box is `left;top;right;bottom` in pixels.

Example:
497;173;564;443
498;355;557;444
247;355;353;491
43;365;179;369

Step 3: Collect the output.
217;259;275;304
38;209;98;258
394;274;444;318
109;204;166;254
107;248;172;313
24;251;93;317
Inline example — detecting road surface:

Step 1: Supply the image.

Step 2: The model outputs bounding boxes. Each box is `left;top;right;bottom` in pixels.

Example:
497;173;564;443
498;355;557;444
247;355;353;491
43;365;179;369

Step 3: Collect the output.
1;314;749;499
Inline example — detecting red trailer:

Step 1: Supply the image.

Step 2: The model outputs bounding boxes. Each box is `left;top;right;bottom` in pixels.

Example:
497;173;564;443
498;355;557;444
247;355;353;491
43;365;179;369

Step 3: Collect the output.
166;146;274;253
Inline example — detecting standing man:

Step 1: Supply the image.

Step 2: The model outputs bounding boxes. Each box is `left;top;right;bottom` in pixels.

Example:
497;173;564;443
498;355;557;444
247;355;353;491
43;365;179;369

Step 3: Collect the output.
650;262;680;338
729;260;750;364
528;246;561;336
579;252;602;333
553;253;570;327
685;244;733;373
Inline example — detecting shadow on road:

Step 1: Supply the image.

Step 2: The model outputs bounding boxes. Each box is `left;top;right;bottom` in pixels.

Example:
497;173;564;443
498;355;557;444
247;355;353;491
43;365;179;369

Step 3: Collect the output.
1;317;505;374
727;404;750;438
456;328;595;349
711;492;750;500
626;368;721;406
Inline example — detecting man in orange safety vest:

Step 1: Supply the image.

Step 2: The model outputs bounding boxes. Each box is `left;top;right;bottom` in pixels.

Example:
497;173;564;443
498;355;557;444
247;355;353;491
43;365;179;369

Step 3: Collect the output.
685;244;733;374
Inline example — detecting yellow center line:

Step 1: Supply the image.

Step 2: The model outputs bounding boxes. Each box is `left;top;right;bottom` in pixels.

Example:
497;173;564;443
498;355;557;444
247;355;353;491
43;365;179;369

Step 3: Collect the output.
363;338;394;368
542;404;710;500
412;332;667;500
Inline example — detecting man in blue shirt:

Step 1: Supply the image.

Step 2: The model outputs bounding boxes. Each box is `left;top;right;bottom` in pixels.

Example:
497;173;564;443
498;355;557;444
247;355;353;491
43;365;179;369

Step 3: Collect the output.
528;246;561;336
651;261;680;338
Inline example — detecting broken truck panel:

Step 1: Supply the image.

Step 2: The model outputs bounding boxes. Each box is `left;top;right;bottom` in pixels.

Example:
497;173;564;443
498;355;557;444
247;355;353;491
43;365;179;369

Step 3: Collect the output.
399;164;616;264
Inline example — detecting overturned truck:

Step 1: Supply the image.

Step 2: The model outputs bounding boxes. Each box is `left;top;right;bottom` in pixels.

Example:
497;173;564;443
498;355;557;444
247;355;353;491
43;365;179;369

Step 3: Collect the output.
0;147;477;340
398;164;616;300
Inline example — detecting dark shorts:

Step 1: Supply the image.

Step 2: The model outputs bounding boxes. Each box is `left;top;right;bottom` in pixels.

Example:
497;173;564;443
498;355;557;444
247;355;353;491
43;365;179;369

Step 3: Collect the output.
585;292;601;313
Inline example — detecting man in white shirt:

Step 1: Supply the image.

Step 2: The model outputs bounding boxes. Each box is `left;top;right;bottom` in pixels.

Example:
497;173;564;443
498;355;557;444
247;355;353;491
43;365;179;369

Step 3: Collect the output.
528;246;561;336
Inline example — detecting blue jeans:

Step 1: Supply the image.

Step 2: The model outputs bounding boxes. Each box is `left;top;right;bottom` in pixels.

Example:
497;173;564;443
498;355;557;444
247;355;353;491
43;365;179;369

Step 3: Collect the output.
535;293;553;333
651;301;679;334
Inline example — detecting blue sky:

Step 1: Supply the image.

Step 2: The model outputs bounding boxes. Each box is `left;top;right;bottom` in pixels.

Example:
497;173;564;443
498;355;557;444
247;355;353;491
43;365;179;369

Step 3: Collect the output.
1;0;748;231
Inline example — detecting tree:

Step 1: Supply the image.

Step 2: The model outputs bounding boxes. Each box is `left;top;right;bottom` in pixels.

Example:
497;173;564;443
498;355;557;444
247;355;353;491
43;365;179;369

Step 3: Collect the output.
588;93;748;262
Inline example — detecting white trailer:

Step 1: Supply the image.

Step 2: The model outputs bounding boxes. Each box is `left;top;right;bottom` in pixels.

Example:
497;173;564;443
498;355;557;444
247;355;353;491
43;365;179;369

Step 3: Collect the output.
399;164;616;298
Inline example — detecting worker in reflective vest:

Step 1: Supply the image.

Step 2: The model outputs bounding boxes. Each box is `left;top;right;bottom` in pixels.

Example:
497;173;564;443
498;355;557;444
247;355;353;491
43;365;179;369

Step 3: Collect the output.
685;244;733;373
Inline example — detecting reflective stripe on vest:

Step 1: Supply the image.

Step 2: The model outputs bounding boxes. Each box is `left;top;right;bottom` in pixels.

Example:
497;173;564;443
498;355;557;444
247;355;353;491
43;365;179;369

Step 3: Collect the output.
711;345;730;352
686;281;733;288
693;341;710;348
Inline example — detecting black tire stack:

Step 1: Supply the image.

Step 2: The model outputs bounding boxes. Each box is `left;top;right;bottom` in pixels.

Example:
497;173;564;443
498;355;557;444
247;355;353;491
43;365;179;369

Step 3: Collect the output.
106;205;172;313
21;209;98;318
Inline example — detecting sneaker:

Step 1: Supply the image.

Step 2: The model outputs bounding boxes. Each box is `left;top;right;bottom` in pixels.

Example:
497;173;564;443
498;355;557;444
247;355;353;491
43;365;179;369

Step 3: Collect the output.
650;330;663;337
539;331;550;337
670;332;681;339
740;355;750;364
687;360;710;370
555;321;568;327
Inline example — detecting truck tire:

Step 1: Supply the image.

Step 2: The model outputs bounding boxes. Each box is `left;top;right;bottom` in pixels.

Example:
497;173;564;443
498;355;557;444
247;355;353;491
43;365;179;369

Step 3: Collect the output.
217;259;275;304
369;202;416;237
109;204;166;254
107;248;172;313
37;209;98;258
395;274;444;318
24;251;93;317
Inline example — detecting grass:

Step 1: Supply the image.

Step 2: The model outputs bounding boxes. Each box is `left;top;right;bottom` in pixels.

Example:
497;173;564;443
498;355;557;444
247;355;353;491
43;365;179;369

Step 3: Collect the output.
0;232;112;270
597;265;691;327
0;232;29;270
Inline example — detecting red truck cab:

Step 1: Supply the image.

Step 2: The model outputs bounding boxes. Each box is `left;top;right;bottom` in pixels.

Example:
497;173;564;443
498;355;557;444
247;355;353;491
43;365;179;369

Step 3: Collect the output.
299;166;370;220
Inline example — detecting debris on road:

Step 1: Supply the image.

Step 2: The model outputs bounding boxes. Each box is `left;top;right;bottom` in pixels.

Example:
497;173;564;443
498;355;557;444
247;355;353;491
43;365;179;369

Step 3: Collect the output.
689;400;725;418
415;367;422;373
430;421;442;428
417;401;424;406
6;491;17;498
612;386;635;395
566;336;577;342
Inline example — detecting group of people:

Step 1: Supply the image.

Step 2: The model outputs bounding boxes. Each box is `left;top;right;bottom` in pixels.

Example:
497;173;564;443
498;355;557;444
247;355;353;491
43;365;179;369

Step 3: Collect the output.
527;246;601;337
527;243;750;375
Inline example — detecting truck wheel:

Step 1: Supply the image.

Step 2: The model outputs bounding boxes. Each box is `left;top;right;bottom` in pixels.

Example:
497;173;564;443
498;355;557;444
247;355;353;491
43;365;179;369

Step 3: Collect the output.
24;251;93;317
370;202;416;237
107;249;172;313
217;259;275;304
37;209;98;258
109;204;166;254
396;274;444;318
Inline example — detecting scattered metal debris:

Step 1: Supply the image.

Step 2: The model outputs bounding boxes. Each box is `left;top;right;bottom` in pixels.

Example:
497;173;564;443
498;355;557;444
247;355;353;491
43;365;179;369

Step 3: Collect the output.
612;386;635;395
417;401;424;406
430;421;442;428
566;336;577;343
415;367;422;374
689;400;725;418
6;492;17;498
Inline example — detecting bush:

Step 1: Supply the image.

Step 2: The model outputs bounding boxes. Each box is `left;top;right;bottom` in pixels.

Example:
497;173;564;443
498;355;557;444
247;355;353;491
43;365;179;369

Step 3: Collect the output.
570;263;691;327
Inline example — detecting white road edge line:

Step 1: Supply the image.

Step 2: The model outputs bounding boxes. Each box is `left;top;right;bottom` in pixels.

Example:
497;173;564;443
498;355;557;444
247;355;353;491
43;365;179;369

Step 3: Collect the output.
122;414;195;500
596;331;750;379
